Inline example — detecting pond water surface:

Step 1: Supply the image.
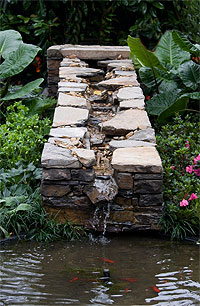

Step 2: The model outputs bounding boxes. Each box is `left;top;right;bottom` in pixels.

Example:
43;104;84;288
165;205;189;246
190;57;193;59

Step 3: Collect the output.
0;235;199;306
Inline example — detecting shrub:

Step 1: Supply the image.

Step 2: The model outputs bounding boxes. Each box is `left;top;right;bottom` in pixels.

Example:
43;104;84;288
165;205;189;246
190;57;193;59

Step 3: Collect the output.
156;114;200;239
0;101;50;169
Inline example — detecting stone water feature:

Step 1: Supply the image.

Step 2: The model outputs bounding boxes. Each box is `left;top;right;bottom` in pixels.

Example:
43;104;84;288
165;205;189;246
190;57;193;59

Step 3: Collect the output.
41;45;163;232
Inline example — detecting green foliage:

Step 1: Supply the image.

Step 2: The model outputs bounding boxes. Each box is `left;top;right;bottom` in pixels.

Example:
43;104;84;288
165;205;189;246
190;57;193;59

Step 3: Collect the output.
128;30;200;122
0;163;86;241
156;114;200;240
0;101;50;169
0;30;43;105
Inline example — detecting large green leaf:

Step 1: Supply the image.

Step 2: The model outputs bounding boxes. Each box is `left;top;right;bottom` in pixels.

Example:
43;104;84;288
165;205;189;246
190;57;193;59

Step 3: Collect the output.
0;43;41;79
181;92;200;100
139;66;170;88
158;96;189;122
172;30;200;56
0;30;22;59
0;78;43;101
127;35;166;71
24;96;56;116
146;91;180;115
178;61;200;90
158;80;179;93
155;31;190;69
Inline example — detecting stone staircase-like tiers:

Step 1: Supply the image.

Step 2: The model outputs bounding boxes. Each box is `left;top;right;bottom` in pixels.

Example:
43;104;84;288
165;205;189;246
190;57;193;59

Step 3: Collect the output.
42;45;163;232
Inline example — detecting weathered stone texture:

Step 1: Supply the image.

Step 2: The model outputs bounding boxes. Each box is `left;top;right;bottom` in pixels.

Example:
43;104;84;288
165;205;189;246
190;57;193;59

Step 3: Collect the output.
117;86;144;101
52;107;89;127
102;109;151;136
139;194;163;206
71;169;95;182
134;179;163;194
115;173;133;189
42;168;71;181
57;93;88;108
119;99;145;110
74;149;96;167
41;183;71;197
112;147;163;173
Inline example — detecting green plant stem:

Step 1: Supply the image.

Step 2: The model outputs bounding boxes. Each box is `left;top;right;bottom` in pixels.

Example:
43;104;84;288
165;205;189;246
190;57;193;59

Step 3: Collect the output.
1;77;10;98
152;68;159;94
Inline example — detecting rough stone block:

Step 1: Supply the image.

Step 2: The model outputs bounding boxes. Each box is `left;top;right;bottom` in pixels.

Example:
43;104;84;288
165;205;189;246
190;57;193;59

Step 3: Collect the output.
117;86;144;101
74;149;96;167
111;147;163;173
52;107;89;127
114;196;132;207
134;180;162;194
97;76;139;89
109;211;137;224
134;213;161;224
102;109;151;136
139;194;163;206
41;183;71;197
71;169;95;182
42;168;71;181
119;99;145;110
129;128;156;143
57;93;88;108
97;59;132;68
43;195;92;208
134;173;163;180
116;173;133;189
41;143;81;168
109;139;155;151
49;127;87;140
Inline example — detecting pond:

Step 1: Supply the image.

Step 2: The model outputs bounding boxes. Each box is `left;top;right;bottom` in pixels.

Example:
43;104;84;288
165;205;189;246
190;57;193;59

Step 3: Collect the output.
0;235;199;306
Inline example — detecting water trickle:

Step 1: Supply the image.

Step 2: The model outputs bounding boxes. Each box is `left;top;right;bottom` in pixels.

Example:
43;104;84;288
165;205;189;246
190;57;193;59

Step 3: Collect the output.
103;202;111;236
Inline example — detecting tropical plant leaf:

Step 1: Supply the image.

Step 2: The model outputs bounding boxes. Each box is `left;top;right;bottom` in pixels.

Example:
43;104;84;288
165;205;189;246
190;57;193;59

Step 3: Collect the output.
139;66;170;89
178;61;200;90
127;35;166;71
158;96;189;122
0;79;43;101
0;30;22;59
181;92;200;100
146;91;180;115
155;31;190;69
0;43;41;79
158;80;179;93
0;225;10;238
172;30;200;56
24;96;56;116
15;203;32;212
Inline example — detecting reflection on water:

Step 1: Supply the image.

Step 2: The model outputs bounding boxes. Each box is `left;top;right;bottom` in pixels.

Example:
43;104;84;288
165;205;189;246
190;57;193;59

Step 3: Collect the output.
0;235;199;306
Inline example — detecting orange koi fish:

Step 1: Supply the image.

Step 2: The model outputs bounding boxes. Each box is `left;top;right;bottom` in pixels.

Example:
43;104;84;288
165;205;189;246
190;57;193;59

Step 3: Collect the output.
125;288;129;293
101;258;114;264
150;285;160;293
121;278;136;282
69;276;79;283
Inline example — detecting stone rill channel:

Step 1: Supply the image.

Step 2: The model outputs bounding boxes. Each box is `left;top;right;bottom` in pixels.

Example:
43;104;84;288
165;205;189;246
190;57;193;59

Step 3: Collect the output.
41;45;163;232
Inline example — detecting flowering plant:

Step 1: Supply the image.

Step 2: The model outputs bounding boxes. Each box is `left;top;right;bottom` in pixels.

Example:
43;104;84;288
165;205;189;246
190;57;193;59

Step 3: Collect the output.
157;114;200;240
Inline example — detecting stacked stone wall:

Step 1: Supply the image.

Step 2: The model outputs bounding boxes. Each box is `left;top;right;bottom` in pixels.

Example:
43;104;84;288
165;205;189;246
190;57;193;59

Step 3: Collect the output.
42;45;163;232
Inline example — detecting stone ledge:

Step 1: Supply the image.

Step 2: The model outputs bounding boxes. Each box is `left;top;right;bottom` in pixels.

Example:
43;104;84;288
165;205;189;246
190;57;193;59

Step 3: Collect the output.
111;147;163;173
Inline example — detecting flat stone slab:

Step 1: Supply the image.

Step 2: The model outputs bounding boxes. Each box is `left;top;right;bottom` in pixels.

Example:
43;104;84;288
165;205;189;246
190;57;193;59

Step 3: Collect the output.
129;128;156;143
58;81;88;90
119;99;145;110
74;149;96;167
58;87;86;93
60;45;130;60
50;127;87;140
107;62;134;70
111;147;162;173
114;70;137;77
59;67;104;78
102;109;151;136
97;59;132;68
41;143;81;168
60;58;88;67
57;93;88;109
109;140;156;151
97;76;139;89
117;86;144;101
52;107;89;127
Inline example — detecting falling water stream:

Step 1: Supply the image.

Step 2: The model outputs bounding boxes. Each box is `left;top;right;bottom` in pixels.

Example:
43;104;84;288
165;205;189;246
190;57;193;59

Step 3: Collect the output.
0;236;199;306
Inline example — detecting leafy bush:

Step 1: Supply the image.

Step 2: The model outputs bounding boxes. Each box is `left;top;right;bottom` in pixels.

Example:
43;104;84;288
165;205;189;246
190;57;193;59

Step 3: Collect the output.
156;114;200;240
0;101;50;169
128;30;200;122
0;163;85;241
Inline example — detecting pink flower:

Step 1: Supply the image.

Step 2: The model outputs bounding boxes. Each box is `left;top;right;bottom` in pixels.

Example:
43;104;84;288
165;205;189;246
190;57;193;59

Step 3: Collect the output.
194;168;200;176
180;199;189;207
186;140;190;148
194;154;200;165
189;193;198;201
170;166;175;170
186;165;193;173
